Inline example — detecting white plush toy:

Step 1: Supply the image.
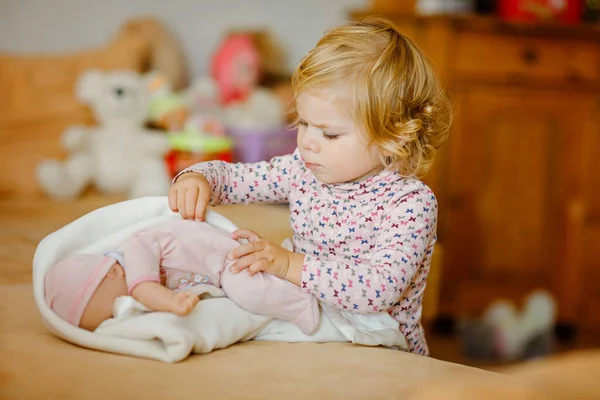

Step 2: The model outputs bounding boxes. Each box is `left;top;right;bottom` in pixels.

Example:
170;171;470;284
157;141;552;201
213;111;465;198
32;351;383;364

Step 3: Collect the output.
483;290;557;361
37;69;171;200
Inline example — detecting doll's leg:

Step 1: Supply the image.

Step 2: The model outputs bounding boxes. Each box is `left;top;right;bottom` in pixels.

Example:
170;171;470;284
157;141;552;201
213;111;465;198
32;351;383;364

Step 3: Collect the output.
220;266;320;335
36;152;93;200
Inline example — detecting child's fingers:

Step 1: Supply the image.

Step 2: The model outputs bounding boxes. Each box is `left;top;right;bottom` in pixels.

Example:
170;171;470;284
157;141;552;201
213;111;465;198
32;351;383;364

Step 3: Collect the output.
230;251;264;273
185;187;198;220
194;193;208;222
231;229;261;242
168;187;178;211
227;240;265;261
177;189;188;219
247;259;268;276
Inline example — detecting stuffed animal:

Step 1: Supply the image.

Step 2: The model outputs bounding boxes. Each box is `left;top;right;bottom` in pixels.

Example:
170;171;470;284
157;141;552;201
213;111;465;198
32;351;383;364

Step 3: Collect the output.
115;17;190;91
36;69;171;200
459;290;557;362
147;71;189;131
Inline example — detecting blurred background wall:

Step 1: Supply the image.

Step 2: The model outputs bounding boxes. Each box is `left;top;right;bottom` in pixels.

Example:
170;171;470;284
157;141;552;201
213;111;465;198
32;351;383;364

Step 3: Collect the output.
0;0;367;76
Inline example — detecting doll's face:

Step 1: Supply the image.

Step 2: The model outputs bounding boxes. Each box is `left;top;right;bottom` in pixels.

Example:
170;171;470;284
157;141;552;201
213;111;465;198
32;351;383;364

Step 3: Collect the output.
79;262;128;331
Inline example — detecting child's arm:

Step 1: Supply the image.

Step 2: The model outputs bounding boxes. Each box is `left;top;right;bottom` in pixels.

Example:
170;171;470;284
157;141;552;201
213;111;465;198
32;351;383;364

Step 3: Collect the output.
174;148;301;206
297;188;438;314
132;281;199;316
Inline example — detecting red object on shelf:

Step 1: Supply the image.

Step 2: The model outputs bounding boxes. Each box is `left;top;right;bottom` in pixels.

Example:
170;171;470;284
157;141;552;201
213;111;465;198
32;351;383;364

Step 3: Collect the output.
165;150;233;178
498;0;584;24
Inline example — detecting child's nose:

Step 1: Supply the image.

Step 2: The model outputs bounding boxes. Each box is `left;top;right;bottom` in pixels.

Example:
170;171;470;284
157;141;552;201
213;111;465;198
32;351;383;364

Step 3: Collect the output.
300;128;320;153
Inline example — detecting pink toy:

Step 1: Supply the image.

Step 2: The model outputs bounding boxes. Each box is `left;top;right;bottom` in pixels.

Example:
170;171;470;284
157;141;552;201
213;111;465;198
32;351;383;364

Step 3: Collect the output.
211;34;260;106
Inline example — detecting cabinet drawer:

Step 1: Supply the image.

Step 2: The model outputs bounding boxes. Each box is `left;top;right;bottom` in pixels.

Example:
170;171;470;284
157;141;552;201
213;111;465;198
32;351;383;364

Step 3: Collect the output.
453;32;599;85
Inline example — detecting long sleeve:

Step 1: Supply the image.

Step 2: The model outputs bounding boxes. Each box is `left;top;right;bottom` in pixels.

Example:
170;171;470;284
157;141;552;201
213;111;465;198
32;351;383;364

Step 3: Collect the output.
117;230;171;294
300;188;437;314
179;149;300;206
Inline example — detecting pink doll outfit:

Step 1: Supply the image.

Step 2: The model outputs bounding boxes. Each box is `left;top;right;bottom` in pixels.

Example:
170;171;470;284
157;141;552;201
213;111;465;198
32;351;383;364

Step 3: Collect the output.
45;219;319;334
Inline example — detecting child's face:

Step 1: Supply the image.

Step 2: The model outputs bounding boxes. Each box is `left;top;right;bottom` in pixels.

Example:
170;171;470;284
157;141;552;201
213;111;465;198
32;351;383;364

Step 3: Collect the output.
296;91;383;184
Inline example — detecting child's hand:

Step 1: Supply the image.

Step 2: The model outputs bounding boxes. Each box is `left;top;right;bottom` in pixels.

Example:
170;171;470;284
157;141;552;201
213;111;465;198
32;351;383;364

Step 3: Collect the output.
168;172;211;221
227;229;304;283
170;291;200;316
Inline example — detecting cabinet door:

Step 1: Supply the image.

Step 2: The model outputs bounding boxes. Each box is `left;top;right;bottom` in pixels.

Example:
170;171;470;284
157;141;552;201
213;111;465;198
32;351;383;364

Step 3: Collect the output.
440;87;595;320
580;98;600;328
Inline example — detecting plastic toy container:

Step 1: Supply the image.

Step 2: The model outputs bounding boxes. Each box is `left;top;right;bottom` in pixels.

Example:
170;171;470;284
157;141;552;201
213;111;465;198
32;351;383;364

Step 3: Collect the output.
226;126;298;163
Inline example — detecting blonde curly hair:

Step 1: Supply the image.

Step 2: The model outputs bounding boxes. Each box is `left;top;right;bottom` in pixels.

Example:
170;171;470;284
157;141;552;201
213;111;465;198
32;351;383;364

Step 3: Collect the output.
291;17;452;178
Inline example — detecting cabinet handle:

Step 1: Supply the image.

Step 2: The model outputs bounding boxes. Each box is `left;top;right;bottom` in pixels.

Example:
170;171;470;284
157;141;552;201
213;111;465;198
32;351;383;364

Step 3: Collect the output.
522;47;539;65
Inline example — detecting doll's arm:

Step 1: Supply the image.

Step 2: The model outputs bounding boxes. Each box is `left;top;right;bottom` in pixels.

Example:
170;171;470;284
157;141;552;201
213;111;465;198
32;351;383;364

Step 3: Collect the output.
132;281;199;316
119;227;199;315
61;125;90;152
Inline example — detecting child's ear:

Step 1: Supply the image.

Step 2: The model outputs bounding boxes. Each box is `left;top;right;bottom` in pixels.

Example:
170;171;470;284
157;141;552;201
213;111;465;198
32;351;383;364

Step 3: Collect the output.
106;262;125;279
380;147;394;159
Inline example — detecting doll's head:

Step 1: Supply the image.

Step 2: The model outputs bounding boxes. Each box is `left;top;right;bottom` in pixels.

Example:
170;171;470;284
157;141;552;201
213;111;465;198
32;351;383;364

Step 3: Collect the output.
291;17;452;179
45;254;128;331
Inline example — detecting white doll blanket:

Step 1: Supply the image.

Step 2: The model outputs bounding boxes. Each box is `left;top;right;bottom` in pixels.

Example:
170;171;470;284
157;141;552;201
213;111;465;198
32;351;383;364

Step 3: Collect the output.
33;196;407;363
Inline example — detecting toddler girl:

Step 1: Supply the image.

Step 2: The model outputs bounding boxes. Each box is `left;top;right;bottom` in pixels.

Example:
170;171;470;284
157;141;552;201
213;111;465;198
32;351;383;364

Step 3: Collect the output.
45;219;319;333
169;17;452;355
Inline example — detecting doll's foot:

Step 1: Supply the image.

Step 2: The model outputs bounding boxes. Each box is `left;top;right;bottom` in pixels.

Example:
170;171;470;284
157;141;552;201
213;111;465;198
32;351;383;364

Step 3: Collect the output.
292;296;320;335
171;291;200;315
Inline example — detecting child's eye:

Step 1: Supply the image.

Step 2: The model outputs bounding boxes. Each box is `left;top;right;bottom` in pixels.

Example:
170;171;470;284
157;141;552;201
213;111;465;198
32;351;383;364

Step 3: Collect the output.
297;119;308;127
323;132;339;140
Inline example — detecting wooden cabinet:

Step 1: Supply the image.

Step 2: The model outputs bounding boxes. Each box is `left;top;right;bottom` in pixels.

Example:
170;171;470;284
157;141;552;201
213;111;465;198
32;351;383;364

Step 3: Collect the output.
445;88;597;321
351;11;600;327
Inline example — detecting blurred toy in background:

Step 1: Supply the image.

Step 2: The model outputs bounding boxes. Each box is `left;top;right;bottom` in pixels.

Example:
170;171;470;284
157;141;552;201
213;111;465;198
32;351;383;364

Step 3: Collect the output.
182;76;221;116
165;116;233;177
223;88;296;164
251;29;293;123
115;17;190;91
243;29;289;86
36;69;171;200
498;0;584;24
207;29;297;163
147;71;189;132
226;125;298;164
162;27;297;173
185;114;226;137
210;28;295;122
235;29;295;123
222;88;285;131
164;75;233;176
416;0;475;15
211;33;261;106
459;290;557;363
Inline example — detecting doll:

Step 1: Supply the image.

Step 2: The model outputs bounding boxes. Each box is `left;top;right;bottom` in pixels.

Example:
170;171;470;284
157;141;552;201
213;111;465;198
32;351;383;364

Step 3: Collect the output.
45;219;319;334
